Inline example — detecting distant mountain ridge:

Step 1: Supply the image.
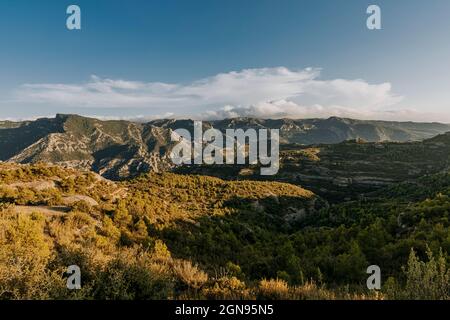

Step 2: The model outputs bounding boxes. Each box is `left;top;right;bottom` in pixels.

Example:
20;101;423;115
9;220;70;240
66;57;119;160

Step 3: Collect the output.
1;114;449;179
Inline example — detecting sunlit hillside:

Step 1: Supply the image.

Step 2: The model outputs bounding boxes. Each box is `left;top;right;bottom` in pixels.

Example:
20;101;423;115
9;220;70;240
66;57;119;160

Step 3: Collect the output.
1;162;449;300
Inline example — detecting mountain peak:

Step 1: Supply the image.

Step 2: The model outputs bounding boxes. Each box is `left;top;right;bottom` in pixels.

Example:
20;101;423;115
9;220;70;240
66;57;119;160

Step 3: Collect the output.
2;114;450;179
55;113;77;120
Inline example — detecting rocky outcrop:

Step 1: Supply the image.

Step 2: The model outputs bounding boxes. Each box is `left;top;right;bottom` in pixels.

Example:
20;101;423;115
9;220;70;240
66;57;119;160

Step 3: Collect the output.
3;114;450;181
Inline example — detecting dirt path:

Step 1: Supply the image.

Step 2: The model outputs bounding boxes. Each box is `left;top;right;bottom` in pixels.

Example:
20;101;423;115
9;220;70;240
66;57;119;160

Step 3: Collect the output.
12;205;71;216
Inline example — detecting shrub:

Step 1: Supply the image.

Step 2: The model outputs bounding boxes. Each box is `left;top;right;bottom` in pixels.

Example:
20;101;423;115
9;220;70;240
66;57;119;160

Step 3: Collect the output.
202;276;250;300
173;260;208;290
290;281;337;300
257;279;289;300
71;200;92;213
402;247;450;300
93;248;174;300
0;213;52;299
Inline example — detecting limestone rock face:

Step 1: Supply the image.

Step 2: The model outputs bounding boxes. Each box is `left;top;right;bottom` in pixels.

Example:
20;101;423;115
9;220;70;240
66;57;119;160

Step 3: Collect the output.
2;114;450;182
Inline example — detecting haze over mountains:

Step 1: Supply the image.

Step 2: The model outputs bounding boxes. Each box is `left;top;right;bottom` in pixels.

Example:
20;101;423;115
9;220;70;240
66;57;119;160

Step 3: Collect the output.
1;114;449;180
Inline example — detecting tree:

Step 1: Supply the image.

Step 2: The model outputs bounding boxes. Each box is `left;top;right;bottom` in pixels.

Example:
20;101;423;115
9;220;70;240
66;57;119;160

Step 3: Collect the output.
402;247;450;300
113;201;132;228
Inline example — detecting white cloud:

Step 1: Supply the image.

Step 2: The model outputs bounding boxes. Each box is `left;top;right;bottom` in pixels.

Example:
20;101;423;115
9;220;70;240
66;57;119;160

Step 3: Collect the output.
201;100;434;122
14;67;406;119
82;112;176;122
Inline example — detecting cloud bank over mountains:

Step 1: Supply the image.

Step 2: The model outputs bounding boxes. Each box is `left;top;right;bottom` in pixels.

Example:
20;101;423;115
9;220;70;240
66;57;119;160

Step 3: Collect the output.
13;66;426;121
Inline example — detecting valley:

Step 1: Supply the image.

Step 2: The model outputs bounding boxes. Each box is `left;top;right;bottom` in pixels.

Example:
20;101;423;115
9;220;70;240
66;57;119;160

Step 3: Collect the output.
1;114;450;300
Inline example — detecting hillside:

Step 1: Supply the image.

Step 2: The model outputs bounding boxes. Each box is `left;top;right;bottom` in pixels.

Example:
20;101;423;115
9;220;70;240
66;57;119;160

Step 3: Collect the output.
180;132;450;202
1;114;177;179
209;117;450;144
2;115;450;300
0;162;334;300
2;114;450;180
1;162;450;299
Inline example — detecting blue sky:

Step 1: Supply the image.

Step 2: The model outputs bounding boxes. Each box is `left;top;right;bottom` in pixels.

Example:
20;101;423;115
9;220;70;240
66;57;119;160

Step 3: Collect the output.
0;0;449;121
